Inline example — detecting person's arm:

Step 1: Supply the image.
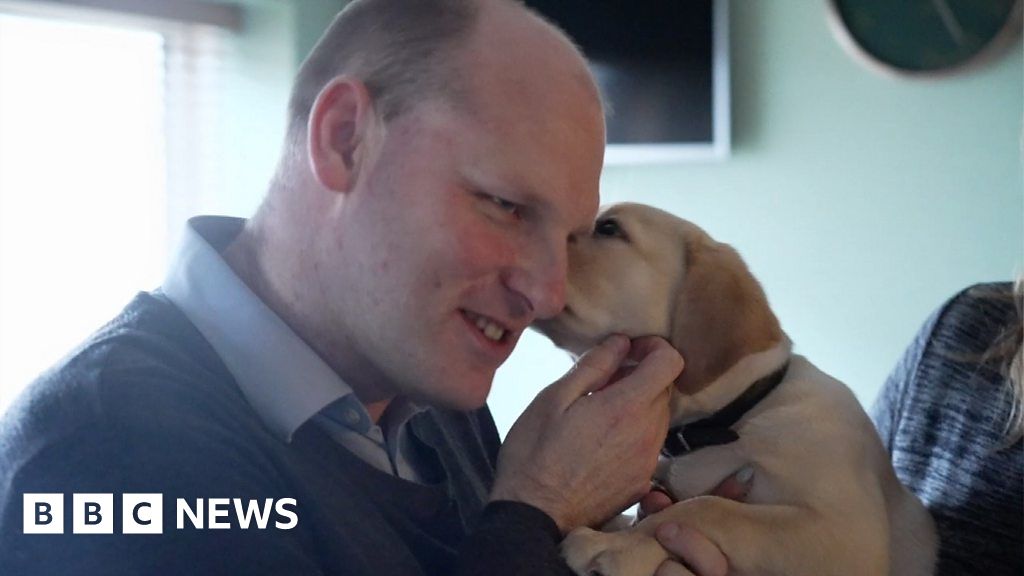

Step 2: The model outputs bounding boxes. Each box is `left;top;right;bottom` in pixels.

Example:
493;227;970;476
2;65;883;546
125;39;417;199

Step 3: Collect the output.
455;500;575;576
870;305;944;450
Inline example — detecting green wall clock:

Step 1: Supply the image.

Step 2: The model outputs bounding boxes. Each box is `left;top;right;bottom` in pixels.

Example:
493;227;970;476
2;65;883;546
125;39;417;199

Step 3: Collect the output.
827;0;1023;77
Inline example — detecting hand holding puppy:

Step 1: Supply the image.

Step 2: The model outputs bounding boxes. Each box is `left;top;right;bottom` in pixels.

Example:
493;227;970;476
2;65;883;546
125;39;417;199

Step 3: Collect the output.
642;469;754;576
491;335;682;534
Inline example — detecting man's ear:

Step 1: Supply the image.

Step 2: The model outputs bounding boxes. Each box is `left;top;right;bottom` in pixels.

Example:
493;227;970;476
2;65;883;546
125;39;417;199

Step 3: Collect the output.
307;76;377;192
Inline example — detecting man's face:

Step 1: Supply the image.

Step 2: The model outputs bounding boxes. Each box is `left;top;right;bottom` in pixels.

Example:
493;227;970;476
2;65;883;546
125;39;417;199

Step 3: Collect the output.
322;38;605;411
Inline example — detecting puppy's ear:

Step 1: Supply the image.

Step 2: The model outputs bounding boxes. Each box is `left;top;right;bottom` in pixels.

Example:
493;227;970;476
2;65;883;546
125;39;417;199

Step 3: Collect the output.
669;236;783;393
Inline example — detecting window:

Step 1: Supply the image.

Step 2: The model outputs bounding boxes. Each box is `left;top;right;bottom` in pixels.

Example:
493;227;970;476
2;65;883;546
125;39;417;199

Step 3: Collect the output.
0;3;233;410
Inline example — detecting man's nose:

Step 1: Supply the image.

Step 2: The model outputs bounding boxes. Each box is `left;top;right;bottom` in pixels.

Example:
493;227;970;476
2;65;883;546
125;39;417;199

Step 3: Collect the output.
505;244;568;320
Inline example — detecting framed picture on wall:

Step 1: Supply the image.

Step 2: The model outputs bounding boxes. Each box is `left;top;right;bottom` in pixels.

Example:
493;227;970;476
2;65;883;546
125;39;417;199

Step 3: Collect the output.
524;0;731;164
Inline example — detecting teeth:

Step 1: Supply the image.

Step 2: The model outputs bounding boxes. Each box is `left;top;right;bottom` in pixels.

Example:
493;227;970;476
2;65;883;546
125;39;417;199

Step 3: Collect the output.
469;312;507;342
483;322;505;341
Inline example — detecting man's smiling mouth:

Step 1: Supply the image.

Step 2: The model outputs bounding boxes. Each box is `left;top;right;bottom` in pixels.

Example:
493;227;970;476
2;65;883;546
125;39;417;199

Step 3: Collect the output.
462;310;508;342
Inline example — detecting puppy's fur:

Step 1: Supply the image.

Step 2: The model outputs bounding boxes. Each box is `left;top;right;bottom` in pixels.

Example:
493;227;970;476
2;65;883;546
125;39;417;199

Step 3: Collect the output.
534;203;936;576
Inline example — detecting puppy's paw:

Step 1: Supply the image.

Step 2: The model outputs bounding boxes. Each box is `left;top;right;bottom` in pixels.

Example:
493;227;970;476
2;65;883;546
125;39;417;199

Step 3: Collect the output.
562;527;607;574
562;526;669;576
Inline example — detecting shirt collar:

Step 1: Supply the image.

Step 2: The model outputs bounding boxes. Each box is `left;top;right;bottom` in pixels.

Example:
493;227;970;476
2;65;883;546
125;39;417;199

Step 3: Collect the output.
161;215;375;442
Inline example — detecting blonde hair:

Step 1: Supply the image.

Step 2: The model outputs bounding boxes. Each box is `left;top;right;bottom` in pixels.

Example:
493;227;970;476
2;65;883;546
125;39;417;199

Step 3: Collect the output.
971;280;1024;443
1008;344;1022;441
1001;279;1023;442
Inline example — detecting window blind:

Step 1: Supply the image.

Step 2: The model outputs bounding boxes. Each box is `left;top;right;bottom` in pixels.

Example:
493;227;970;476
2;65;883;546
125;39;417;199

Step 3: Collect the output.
0;1;234;410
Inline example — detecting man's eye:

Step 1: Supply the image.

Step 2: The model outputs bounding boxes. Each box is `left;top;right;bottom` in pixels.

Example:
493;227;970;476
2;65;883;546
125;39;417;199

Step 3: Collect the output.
593;218;627;240
491;196;518;213
479;193;521;218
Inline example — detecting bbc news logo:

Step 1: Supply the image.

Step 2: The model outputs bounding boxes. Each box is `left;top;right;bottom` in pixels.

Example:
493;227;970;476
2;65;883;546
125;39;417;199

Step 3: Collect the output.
23;494;298;534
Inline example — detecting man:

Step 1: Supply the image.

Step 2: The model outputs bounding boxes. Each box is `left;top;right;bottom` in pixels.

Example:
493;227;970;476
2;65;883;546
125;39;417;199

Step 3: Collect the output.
0;1;732;574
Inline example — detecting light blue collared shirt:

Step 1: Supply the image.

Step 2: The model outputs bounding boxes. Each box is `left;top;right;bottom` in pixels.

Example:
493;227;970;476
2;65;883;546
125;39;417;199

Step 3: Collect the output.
161;216;425;481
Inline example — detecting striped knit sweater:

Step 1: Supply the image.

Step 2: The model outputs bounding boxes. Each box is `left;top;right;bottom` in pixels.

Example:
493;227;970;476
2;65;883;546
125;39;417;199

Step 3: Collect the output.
872;282;1022;576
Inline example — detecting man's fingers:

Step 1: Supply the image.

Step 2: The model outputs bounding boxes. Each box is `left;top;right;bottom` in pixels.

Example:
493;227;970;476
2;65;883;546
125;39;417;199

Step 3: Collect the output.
655;561;697;576
709;465;754;501
604;340;683;402
625;335;672;362
605;335;677;388
606;363;639;388
550;334;630;402
637;488;674;521
655;523;727;576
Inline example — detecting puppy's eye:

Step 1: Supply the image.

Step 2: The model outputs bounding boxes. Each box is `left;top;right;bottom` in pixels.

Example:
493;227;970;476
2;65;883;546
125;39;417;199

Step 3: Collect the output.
593;218;627;240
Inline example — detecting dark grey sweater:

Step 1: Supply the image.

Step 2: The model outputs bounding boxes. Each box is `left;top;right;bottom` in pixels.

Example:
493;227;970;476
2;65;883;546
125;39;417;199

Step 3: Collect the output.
0;292;573;575
872;282;1022;576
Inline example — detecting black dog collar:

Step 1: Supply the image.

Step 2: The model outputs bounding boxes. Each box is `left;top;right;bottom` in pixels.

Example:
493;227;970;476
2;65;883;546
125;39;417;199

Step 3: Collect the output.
662;362;790;457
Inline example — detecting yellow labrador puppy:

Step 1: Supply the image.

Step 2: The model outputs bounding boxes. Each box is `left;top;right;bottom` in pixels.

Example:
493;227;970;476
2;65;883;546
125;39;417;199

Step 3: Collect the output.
534;203;936;576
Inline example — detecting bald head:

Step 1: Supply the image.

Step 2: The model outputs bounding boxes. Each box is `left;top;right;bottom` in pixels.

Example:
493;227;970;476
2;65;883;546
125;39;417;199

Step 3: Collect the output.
286;0;596;142
461;0;603;137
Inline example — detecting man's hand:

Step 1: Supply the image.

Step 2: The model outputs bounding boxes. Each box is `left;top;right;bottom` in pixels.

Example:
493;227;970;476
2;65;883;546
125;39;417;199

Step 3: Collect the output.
639;465;754;520
642;466;755;576
490;334;683;533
